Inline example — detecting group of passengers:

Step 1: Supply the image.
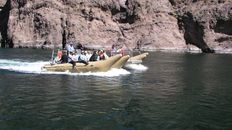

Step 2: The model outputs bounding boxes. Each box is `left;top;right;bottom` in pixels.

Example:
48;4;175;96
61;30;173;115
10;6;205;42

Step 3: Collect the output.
54;43;110;68
89;50;109;61
111;44;124;56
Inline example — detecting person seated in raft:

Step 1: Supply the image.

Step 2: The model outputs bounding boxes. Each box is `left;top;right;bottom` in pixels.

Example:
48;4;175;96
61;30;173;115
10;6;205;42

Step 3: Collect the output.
85;51;92;61
76;43;83;50
111;44;117;56
75;46;82;56
68;51;89;68
78;51;89;65
57;49;62;59
54;49;63;63
68;52;78;68
98;49;109;60
103;50;109;59
89;50;99;61
116;47;124;56
60;50;69;63
111;45;124;56
65;42;75;54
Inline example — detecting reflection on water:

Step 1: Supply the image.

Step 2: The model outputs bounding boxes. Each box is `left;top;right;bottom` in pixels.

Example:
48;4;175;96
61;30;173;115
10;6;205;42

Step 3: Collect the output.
0;49;232;129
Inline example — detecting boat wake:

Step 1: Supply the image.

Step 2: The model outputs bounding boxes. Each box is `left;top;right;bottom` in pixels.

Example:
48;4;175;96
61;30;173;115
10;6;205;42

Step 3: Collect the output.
0;59;48;73
124;63;148;71
0;59;130;77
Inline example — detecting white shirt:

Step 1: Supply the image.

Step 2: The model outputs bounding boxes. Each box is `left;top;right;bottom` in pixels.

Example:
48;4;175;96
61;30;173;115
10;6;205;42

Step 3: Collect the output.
79;54;88;61
66;44;75;53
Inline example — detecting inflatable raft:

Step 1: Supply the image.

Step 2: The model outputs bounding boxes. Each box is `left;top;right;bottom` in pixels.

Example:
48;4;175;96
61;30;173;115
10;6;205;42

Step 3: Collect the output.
127;52;149;64
42;54;123;73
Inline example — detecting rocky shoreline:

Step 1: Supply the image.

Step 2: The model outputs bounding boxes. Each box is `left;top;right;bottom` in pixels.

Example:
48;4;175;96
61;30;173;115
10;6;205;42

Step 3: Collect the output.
0;0;231;53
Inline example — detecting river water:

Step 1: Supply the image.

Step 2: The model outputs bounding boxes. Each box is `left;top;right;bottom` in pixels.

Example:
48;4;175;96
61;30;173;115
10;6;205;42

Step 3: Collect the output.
0;49;232;130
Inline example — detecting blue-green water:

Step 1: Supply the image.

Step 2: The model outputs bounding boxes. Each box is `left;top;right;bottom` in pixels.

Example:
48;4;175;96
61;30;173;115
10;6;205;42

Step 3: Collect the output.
0;49;232;130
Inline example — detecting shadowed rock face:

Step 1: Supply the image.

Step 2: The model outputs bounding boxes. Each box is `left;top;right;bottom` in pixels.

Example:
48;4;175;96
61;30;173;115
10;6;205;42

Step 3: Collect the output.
177;12;214;53
173;0;232;53
0;0;231;53
0;0;10;48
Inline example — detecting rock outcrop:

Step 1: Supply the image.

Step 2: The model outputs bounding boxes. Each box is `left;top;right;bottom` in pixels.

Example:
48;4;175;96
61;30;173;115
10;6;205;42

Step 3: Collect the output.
0;0;8;47
172;0;232;53
0;0;5;8
0;0;231;53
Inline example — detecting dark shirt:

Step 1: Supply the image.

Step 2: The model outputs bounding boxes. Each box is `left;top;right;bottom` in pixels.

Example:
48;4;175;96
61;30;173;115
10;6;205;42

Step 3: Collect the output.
89;52;98;61
60;54;68;63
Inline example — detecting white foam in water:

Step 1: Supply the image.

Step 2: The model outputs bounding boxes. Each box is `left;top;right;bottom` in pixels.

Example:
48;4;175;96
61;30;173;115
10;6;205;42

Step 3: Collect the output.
0;59;130;77
124;63;148;71
0;59;49;73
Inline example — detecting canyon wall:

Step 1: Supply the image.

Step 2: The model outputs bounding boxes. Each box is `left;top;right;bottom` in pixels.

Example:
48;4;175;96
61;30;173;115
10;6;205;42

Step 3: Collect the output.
0;0;7;47
0;0;231;53
172;0;232;53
